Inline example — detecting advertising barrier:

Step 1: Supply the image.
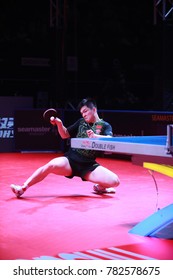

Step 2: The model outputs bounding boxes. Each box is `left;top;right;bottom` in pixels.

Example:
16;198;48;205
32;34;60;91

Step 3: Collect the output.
14;109;64;152
3;107;173;152
0;97;33;152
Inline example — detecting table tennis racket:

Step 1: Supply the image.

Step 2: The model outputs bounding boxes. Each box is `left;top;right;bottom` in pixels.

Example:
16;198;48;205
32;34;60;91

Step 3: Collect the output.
43;108;57;123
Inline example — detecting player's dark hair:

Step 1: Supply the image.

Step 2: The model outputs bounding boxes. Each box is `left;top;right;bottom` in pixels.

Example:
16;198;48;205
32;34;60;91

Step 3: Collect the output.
77;98;97;111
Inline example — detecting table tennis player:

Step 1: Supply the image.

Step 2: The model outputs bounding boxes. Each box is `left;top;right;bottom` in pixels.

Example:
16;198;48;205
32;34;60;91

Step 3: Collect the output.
11;98;120;197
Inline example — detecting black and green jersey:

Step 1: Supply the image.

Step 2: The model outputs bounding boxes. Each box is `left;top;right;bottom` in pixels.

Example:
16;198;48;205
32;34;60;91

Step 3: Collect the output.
66;118;113;161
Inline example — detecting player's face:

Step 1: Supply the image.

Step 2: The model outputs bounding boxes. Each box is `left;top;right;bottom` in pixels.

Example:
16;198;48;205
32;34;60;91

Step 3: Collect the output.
80;105;95;123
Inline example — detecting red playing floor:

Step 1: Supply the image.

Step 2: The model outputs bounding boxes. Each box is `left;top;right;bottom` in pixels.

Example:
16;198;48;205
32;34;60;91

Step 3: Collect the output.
0;153;173;260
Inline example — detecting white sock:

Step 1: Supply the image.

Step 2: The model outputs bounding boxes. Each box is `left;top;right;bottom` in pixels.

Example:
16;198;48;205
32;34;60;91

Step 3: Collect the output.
23;184;29;190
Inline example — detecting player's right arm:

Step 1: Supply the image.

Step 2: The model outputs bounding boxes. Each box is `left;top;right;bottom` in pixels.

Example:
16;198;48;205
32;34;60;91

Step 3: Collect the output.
50;117;70;139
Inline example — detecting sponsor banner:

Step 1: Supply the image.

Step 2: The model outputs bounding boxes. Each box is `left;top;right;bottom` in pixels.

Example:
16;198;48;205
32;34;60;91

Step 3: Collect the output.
21;57;50;67
1;107;173;152
14;109;63;151
0;117;14;139
0;97;33;152
99;110;173;136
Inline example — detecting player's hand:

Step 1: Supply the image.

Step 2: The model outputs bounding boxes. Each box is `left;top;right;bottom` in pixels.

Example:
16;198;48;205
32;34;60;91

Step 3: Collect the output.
86;129;96;138
50;116;62;126
50;116;56;125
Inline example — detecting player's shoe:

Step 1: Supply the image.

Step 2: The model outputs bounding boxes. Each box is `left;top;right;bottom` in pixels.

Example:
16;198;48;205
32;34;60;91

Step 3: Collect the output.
10;184;27;198
93;184;116;194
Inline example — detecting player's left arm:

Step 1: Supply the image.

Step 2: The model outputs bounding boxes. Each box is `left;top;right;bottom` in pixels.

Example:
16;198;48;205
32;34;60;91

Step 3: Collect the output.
87;122;113;138
87;132;112;138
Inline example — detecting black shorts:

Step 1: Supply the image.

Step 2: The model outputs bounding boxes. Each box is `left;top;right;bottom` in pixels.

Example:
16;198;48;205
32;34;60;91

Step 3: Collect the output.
64;151;100;180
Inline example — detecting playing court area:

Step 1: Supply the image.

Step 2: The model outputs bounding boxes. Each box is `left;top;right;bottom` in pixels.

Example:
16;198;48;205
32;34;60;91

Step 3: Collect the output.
1;152;173;260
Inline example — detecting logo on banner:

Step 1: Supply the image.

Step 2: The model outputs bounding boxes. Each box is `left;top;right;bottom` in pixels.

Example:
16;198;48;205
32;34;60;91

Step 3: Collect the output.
17;126;51;135
80;140;116;152
0;117;14;138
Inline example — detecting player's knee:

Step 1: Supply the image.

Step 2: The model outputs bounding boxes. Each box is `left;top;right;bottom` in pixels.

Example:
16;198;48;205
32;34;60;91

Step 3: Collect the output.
112;175;120;187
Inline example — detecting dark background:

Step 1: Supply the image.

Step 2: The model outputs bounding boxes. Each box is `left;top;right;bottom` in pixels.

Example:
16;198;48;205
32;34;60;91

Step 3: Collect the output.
0;0;173;111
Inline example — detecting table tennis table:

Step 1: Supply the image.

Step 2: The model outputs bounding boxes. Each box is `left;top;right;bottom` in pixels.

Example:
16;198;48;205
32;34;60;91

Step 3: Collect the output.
71;124;173;171
71;123;173;156
71;135;171;157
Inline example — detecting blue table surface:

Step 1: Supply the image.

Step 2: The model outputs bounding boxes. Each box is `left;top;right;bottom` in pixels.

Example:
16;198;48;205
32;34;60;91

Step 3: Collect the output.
97;136;168;145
